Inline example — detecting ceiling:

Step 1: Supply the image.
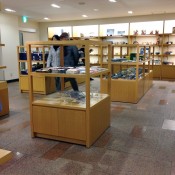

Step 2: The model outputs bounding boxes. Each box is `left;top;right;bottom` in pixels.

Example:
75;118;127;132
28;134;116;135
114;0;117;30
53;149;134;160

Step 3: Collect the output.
0;0;175;22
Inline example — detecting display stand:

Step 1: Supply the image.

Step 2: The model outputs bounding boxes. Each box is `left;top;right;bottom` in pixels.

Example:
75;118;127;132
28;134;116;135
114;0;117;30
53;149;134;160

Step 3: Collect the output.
0;149;12;165
101;44;153;103
17;46;56;94
0;44;9;116
27;40;112;148
17;46;85;93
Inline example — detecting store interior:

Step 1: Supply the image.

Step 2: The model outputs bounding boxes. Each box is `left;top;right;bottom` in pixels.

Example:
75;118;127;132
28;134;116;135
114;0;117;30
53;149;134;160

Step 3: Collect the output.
1;0;175;174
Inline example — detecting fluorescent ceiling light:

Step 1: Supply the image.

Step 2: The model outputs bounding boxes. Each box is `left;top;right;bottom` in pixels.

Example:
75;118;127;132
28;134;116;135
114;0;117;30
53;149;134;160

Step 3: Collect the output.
51;4;60;8
44;17;49;20
82;15;88;17
5;8;16;12
109;0;117;2
128;11;133;14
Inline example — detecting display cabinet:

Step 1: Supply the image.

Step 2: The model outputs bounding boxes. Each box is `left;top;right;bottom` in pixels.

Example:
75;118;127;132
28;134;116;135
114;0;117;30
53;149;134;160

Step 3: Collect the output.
47;19;175;80
17;45;56;94
100;44;153;103
161;33;175;79
0;66;9;116
0;44;9;116
0;149;12;165
26;40;112;148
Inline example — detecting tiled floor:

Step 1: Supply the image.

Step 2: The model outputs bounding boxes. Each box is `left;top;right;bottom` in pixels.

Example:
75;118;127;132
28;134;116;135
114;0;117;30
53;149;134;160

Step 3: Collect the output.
1;80;175;174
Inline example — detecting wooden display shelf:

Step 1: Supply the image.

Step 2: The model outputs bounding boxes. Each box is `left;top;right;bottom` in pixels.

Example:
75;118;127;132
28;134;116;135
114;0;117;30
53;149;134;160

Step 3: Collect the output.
0;81;9;116
100;44;153;103
19;75;56;94
32;92;109;110
32;94;110;146
27;40;112;148
101;78;143;103
0;149;12;165
101;71;153;103
161;65;175;80
17;45;57;94
0;66;6;69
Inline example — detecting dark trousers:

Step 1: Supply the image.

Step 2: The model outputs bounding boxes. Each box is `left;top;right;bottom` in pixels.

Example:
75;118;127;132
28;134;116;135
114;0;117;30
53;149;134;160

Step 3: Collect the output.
55;77;61;91
65;78;79;91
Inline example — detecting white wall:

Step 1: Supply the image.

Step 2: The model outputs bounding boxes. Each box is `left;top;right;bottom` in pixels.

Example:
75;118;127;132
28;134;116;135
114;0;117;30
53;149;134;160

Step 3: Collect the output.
0;14;19;81
18;17;40;44
0;14;40;81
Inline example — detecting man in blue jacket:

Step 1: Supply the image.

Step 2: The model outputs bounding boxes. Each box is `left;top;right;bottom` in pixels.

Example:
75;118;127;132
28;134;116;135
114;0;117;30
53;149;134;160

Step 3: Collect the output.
60;32;79;91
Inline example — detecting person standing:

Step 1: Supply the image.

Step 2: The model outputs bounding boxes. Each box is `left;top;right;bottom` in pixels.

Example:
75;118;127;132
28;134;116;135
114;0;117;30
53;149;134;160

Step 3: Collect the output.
78;45;94;81
60;32;79;91
46;35;61;91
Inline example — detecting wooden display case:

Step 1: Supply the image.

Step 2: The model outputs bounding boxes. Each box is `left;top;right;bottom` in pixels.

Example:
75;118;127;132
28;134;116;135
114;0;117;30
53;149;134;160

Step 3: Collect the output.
0;149;12;165
27;40;112;148
161;32;175;80
17;46;56;94
0;45;9;117
0;81;9;116
100;44;153;103
17;46;85;93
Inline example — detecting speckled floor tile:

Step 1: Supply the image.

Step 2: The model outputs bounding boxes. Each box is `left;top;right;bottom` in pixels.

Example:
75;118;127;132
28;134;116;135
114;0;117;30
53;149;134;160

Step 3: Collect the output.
1;80;175;174
41;142;72;160
162;119;175;131
159;86;166;89
159;100;168;105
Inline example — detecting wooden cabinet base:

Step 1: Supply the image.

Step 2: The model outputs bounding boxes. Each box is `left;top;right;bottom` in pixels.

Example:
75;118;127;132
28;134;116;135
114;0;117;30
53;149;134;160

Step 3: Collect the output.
19;75;56;94
101;71;153;103
0;149;12;165
162;65;175;80
0;81;9;116
31;96;110;148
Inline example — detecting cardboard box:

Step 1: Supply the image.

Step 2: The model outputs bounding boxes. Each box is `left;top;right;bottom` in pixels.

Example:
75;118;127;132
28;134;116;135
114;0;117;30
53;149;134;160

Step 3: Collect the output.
0;81;9;116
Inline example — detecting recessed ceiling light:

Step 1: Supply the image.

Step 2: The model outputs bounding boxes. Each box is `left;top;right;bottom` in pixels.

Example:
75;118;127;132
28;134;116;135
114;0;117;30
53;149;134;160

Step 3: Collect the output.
94;9;99;11
5;8;16;12
109;0;117;2
82;15;88;18
44;17;49;20
128;11;133;14
51;4;60;8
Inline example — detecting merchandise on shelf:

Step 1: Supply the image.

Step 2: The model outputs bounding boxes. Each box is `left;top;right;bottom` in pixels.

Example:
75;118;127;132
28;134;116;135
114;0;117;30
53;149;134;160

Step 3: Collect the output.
111;67;143;80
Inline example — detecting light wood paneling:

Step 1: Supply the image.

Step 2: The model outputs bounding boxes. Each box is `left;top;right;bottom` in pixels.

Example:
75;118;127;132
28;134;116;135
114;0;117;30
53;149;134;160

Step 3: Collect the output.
101;72;152;104
0;149;12;165
19;75;56;94
88;97;110;146
152;65;161;79
19;75;29;91
58;109;86;141
162;65;175;79
33;106;59;136
0;81;9;116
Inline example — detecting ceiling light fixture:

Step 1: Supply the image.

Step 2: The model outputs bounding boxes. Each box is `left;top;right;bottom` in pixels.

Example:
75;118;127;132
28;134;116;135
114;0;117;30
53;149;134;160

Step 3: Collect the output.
51;4;60;8
82;15;88;18
44;17;49;20
94;9;99;11
128;11;133;14
5;8;16;12
109;0;117;2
